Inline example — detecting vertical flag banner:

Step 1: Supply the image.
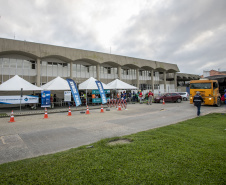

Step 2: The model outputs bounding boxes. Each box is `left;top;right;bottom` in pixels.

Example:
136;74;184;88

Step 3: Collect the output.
66;79;82;106
41;90;51;107
95;81;107;104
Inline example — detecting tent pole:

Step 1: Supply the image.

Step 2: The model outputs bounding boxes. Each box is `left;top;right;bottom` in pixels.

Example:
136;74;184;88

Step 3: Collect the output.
20;88;23;112
86;89;87;106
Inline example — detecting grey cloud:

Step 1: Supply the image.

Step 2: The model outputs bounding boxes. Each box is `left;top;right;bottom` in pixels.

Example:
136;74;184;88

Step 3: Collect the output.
0;0;226;75
0;0;103;51
113;0;226;74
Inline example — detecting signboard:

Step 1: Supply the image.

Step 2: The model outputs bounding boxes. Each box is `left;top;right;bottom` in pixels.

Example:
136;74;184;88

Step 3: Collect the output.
0;95;39;104
66;79;81;106
92;97;110;103
95;81;107;104
41;90;51;107
64;91;71;102
92;89;110;94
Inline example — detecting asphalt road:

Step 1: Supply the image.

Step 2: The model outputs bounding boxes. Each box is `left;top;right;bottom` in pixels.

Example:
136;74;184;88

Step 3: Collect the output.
0;101;225;164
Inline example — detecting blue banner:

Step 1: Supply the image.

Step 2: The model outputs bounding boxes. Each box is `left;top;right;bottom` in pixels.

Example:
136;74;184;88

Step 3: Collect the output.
41;90;51;107
95;81;107;104
66;79;82;106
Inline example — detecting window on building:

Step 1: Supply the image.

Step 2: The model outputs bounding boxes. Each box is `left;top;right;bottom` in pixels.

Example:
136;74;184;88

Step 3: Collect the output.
17;60;23;69
30;60;36;69
107;68;111;74
24;60;31;69
10;58;17;68
3;58;9;68
154;84;158;89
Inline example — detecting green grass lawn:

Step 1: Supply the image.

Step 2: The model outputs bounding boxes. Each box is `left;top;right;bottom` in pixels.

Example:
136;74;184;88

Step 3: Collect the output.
0;113;226;184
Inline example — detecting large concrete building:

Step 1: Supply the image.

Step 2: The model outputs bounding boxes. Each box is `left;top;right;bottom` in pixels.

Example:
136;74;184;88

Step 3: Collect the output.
0;38;199;93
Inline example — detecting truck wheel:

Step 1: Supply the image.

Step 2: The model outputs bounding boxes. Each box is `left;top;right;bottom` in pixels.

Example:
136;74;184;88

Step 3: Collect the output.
216;97;221;107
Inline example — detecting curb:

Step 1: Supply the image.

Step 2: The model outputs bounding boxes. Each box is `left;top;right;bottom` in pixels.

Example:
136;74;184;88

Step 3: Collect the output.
1;106;108;117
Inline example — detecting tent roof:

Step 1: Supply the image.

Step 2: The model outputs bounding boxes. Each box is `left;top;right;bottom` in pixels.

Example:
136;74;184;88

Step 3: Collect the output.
107;79;138;89
41;76;70;90
79;77;113;90
0;75;42;91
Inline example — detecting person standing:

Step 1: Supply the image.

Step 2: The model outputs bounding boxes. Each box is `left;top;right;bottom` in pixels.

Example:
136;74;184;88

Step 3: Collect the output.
224;89;226;104
139;90;143;104
132;91;136;102
193;91;204;116
136;91;139;102
128;92;131;103
80;92;84;105
148;90;154;105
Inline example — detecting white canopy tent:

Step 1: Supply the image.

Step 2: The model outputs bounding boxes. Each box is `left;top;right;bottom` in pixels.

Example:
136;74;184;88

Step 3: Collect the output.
41;76;70;90
79;77;113;90
0;75;42;110
79;77;113;106
0;75;42;91
107;79;138;90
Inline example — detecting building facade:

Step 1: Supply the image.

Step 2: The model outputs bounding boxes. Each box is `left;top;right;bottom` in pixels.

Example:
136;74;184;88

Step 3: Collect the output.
0;38;198;93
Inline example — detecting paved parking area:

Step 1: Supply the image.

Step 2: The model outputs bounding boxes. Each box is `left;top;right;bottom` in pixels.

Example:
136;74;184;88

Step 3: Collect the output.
0;102;225;164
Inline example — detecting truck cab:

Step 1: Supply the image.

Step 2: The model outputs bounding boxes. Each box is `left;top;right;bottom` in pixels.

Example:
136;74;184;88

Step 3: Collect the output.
190;79;221;106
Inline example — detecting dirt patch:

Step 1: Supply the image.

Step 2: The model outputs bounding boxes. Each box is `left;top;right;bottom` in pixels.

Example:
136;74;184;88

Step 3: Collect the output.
108;139;131;146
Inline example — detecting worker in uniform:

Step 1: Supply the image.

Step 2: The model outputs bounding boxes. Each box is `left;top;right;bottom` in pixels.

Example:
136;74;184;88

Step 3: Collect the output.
193;91;204;116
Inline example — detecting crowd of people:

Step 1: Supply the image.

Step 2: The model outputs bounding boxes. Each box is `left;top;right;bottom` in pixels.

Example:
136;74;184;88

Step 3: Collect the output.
114;90;154;105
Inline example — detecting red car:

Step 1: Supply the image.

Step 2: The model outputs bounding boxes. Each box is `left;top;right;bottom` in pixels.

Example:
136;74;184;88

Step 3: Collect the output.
154;93;182;103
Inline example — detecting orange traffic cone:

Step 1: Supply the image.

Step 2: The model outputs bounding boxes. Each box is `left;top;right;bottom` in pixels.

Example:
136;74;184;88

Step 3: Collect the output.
162;99;165;105
100;104;104;113
44;108;48;119
9;110;15;123
118;103;122;111
86;105;90;114
67;106;72;116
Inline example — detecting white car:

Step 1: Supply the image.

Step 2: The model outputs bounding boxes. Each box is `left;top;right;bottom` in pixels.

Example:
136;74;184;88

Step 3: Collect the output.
176;92;189;101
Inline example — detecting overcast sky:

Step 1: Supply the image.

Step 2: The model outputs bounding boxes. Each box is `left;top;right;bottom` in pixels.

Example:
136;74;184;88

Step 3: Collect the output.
0;0;225;75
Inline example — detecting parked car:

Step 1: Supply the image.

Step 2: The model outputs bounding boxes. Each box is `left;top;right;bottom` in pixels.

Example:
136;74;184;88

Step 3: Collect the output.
154;93;182;103
176;92;189;101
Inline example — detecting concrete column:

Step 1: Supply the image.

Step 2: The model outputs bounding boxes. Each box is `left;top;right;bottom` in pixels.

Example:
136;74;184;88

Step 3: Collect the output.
70;62;73;79
36;58;41;87
151;69;154;92
117;66;121;80
96;64;100;81
136;68;139;89
163;71;166;92
174;72;177;91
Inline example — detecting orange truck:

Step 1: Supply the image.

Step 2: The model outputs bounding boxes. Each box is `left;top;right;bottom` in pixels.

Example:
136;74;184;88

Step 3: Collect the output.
190;79;221;106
